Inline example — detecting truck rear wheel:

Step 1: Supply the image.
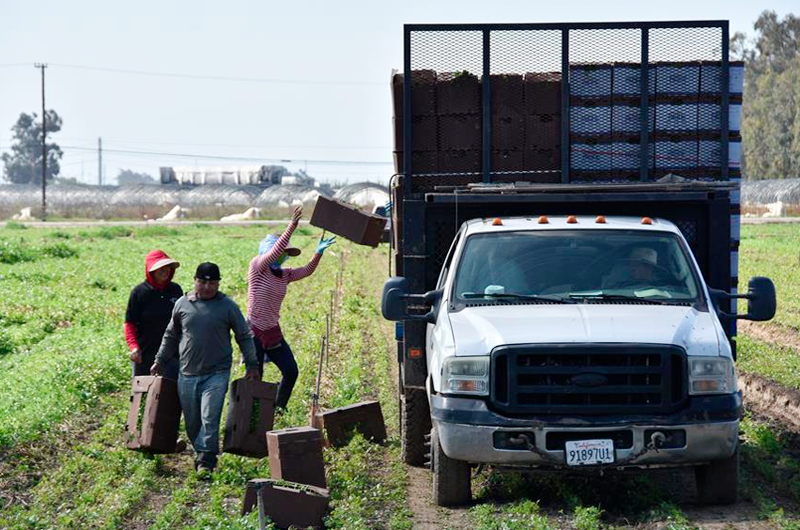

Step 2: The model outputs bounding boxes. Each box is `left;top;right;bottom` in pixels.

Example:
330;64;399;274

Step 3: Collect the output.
695;443;739;505
401;387;431;466
431;425;471;506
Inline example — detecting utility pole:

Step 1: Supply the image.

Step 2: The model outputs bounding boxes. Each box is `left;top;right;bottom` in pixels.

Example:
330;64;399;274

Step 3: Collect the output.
98;137;102;186
34;63;47;221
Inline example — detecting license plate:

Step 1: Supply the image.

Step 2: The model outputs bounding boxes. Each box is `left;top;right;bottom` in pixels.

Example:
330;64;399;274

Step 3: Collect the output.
565;439;615;466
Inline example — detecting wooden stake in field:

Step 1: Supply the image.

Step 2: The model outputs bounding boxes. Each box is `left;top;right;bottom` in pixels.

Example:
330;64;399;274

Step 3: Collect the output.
325;312;331;368
310;335;325;429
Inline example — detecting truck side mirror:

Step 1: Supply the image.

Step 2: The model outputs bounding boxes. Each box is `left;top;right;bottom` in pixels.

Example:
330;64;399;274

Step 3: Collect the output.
740;277;776;322
382;277;410;321
709;277;776;322
381;276;441;324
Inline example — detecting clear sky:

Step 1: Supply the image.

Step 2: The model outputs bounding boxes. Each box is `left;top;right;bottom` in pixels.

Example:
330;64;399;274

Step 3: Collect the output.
1;0;796;186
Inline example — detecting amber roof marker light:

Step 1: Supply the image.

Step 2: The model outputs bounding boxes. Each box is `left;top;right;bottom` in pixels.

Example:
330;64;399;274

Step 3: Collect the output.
566;215;578;224
595;215;607;224
641;217;653;225
492;217;503;226
537;215;549;224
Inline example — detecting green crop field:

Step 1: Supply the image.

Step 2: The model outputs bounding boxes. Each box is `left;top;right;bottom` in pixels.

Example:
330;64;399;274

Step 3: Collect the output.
0;222;798;529
739;223;800;331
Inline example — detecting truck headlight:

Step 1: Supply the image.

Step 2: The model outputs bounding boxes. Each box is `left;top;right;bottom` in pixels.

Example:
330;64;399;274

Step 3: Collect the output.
442;357;489;396
688;357;737;395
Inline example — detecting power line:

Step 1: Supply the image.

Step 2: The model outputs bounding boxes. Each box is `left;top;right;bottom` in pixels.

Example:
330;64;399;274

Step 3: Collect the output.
48;62;384;87
109;139;391;151
3;142;394;167
57;144;393;166
35;136;391;150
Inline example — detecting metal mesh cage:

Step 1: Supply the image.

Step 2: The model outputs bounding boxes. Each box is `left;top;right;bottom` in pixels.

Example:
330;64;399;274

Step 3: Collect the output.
400;22;731;191
489;30;562;183
407;30;483;190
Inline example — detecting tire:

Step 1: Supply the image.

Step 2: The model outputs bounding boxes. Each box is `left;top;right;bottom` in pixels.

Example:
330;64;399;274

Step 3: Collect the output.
431;425;471;506
400;387;431;466
695;443;740;505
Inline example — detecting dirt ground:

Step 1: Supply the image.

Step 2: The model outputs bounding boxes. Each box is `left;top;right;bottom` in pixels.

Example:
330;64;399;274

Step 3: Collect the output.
739;320;800;355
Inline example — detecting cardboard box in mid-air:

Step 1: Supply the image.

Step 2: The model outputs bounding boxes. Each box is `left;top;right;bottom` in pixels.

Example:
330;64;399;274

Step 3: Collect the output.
310;196;387;248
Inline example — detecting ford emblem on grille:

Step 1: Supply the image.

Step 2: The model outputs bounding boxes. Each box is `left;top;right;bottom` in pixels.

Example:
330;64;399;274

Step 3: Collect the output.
571;373;608;387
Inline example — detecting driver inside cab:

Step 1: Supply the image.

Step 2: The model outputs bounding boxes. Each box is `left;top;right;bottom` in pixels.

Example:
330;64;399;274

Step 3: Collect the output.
603;246;672;297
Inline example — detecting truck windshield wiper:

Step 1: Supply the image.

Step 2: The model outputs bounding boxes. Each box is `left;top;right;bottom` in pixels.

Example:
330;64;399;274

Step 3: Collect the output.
462;293;576;304
567;292;672;305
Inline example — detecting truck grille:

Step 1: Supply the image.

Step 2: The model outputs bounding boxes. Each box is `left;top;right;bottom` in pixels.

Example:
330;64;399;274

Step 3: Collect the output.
491;344;687;416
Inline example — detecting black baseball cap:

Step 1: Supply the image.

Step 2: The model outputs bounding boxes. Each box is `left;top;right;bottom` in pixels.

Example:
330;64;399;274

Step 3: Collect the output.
195;262;221;281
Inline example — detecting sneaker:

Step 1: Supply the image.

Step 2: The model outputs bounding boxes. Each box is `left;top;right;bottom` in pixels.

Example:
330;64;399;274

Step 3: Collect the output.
173;439;188;453
196;466;213;480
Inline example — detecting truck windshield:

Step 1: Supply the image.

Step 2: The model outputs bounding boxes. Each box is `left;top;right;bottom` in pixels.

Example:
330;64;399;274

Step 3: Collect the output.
453;229;701;305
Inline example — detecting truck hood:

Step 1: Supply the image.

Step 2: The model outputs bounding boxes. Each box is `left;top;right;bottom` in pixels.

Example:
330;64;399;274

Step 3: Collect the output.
447;304;721;357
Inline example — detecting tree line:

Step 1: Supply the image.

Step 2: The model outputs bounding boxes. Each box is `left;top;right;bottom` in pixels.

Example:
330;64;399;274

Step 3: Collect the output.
735;10;800;179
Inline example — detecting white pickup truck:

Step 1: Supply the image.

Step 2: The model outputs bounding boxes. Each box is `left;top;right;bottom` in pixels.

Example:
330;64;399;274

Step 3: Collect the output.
383;214;775;506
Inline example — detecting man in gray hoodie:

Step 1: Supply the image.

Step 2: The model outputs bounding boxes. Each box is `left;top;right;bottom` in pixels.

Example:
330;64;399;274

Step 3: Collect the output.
151;262;260;474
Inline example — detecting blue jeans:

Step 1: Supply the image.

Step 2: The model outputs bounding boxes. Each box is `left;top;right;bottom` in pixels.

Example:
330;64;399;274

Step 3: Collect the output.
254;339;298;409
177;370;230;469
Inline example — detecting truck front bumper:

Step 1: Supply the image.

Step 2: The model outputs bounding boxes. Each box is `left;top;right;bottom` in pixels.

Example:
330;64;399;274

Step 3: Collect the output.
430;391;742;467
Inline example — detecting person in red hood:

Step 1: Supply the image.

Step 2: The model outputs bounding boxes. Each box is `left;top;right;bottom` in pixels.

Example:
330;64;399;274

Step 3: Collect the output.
124;250;183;380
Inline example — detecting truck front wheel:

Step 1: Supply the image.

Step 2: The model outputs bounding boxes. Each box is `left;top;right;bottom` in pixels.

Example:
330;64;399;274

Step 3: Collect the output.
431;425;471;506
695;443;739;505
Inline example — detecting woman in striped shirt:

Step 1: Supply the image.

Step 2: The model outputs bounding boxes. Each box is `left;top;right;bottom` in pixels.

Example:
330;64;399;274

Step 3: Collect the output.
247;206;336;409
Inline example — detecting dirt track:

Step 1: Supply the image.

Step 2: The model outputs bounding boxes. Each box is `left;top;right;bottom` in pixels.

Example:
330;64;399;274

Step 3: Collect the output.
740;372;800;433
739;320;800;356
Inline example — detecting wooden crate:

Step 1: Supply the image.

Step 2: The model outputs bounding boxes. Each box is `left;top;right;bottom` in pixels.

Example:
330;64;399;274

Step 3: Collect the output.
310;196;387;248
125;376;181;454
316;400;387;447
267;427;326;488
223;378;278;458
242;479;329;529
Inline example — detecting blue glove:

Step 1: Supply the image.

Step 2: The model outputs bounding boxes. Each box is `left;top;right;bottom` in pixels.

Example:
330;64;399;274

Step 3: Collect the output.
316;236;336;254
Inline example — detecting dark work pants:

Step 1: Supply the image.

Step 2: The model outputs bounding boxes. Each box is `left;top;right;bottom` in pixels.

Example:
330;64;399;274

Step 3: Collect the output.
132;352;179;380
254;338;298;409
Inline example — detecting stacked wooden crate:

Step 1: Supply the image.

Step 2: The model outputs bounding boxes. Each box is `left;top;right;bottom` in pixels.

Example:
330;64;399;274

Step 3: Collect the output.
392;60;743;183
610;63;655;180
490;74;525;175
391;70;438;174
522;72;562;182
392;70;563;182
697;61;744;179
437;71;483;174
569;63;613;180
653;61;701;179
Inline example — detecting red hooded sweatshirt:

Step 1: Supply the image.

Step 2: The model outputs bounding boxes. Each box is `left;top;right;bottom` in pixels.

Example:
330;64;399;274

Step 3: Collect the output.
144;249;177;290
124;250;180;352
